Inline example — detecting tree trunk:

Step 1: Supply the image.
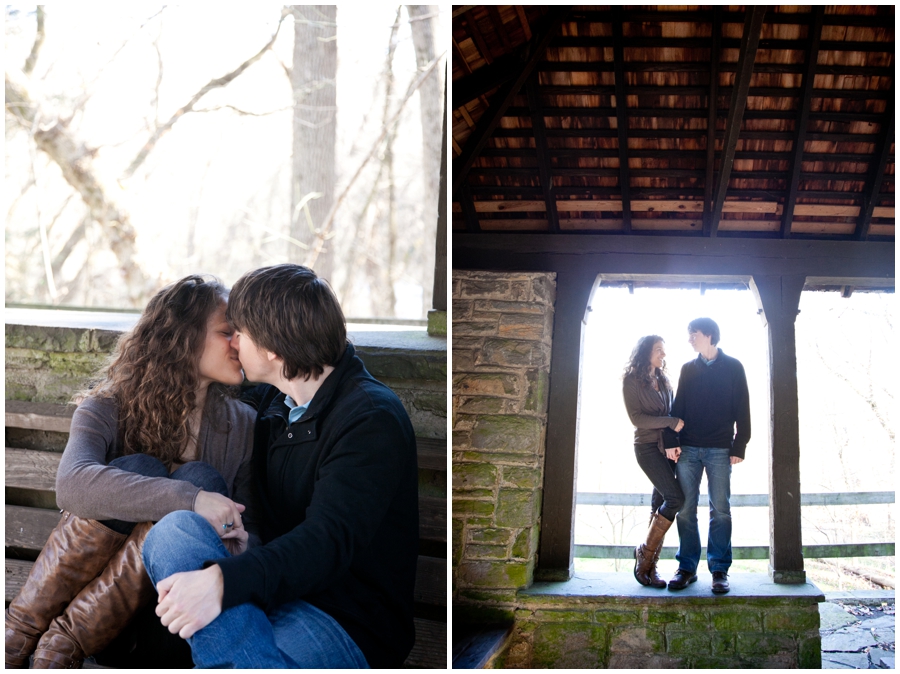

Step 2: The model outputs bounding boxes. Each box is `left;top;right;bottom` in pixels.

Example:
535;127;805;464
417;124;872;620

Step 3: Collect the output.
406;5;441;315
290;6;337;283
6;70;149;306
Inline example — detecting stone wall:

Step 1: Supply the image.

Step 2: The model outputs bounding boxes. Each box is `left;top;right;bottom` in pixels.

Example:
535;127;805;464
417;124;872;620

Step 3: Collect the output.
498;587;822;668
451;270;557;618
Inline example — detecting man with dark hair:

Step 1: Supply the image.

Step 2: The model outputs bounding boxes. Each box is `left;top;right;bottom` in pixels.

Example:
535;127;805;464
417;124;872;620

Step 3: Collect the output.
141;264;419;668
667;317;750;595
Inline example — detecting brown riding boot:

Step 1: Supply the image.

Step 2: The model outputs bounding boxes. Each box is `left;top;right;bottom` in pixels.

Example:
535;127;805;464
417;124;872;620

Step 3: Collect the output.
5;513;127;668
633;512;673;588
31;522;155;669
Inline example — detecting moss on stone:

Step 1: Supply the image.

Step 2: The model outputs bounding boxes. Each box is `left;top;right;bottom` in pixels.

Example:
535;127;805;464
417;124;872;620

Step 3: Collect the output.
501;466;543;490
466;544;509;560
735;632;794;657
594;608;643;625
471;415;541;454
610;626;666;654
453;463;498;490
666;629;711;655
798;636;822;669
453;603;516;625
494;489;538;529
455;372;520;397
763;607;819;632
510;526;537;560
426;310;446;337
532;622;608;669
711;631;736;656
711;608;762;632
457;397;505;414
646;610;685;626
452;498;495;518
533;609;593;623
524;369;549;413
469;527;515;546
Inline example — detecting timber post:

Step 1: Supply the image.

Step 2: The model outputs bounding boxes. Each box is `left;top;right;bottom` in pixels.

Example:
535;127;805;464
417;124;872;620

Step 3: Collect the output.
535;270;597;581
750;274;807;583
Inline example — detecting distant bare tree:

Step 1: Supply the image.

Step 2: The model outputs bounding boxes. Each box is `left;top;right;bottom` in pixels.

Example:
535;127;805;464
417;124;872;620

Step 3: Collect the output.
290;5;337;282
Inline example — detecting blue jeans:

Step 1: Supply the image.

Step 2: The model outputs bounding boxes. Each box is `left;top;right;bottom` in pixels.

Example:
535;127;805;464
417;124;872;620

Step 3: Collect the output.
674;446;732;574
142;510;369;669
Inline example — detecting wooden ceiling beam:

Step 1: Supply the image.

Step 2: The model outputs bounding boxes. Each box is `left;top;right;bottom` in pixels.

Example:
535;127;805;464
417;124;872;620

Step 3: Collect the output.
451;7;570;198
453;48;529;108
703;7;722;237
612;6;632;233
781;7;825;239
708;6;766;238
855;85;895;241
526;77;560;232
460;182;481;232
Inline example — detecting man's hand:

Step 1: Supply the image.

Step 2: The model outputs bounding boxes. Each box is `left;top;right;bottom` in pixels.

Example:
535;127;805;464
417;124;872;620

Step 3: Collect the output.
665;447;681;463
155;565;224;639
222;525;249;556
194;491;245;537
730;456;744;465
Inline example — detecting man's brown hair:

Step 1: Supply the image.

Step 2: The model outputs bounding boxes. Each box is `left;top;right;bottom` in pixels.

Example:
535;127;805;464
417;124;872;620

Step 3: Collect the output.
227;264;347;380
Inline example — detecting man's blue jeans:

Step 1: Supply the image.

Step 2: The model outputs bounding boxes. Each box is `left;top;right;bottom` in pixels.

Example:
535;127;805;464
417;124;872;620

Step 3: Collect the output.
142;511;369;668
674;446;732;574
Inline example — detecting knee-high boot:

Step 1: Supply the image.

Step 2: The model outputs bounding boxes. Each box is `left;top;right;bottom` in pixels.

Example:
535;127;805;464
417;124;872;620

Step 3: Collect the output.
31;522;156;669
5;513;127;668
634;512;673;588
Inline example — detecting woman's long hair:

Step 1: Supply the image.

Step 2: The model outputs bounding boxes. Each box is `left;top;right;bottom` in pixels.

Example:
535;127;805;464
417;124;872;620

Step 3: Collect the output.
84;275;229;468
623;334;671;392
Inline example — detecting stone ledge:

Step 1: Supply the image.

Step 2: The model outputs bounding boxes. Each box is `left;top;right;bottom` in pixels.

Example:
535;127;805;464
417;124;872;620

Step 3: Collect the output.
519;571;825;605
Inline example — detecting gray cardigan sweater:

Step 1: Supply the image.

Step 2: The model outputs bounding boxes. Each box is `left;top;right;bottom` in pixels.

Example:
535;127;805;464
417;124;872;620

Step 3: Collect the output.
56;391;255;524
622;373;680;446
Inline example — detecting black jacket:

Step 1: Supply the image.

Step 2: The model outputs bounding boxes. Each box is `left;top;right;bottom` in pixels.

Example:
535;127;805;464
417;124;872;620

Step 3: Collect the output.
213;343;419;667
671;349;751;458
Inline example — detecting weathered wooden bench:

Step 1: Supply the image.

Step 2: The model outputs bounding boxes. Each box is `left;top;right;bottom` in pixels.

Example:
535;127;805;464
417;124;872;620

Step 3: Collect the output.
5;400;447;668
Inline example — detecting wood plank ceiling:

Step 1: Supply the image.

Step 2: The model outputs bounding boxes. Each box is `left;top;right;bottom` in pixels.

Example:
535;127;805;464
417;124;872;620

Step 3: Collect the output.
451;5;895;241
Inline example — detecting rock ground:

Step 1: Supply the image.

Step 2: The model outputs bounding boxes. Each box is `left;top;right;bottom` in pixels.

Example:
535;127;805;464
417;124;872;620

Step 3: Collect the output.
821;596;895;669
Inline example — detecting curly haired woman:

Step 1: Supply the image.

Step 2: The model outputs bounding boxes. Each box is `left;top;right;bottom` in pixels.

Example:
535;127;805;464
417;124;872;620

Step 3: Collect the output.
5;275;256;668
622;335;685;588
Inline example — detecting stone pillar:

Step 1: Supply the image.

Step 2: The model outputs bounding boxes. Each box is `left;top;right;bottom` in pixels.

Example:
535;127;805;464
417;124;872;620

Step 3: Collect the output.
750;274;806;583
452;271;556;619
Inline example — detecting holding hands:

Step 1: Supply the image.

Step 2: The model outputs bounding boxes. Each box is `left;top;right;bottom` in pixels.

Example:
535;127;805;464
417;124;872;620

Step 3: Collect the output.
665;446;681;462
194;490;245;541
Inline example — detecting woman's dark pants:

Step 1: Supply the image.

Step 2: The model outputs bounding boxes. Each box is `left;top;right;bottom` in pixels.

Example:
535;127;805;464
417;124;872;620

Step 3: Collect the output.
634;442;684;522
94;454;228;669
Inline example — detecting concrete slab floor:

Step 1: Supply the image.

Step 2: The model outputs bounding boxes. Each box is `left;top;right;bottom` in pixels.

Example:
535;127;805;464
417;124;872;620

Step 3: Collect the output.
821;593;894;670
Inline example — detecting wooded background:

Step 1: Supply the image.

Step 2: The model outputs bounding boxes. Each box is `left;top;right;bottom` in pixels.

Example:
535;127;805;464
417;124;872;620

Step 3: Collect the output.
5;4;445;319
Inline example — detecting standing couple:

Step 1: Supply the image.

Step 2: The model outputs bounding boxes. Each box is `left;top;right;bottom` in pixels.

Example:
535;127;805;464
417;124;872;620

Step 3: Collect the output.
6;264;418;668
623;318;751;595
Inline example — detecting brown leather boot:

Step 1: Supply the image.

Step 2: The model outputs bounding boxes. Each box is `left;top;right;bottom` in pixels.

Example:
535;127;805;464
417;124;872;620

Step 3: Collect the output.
31;522;155;669
5;513;127;668
633;512;673;588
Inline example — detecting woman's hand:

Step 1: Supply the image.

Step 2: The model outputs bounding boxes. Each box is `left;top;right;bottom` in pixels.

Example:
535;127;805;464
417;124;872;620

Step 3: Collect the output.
193;490;245;537
221;525;249;556
665;446;681;463
674;418;685;433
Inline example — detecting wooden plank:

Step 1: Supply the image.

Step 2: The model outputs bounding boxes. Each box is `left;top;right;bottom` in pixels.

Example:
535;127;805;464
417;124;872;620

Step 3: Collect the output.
6;553;446;610
526;77;561;233
479;219;548;231
6;447;60;493
5;401;74;433
453;623;514;669
414;555;446;607
6;446;445;544
574;543;896;560
781;6;824;239
473;200;546;213
855;84;895;241
575;491;896;507
611;6;631;233
452;7;569;196
708;6;766;237
703;6;721;237
751;274;806;583
416;437;447;472
5;504;61;554
419;495;447;544
404;618;447;669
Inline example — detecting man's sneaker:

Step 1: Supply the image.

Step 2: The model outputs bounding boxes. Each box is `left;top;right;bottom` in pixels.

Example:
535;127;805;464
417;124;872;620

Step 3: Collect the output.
667;568;698;591
711;571;730;594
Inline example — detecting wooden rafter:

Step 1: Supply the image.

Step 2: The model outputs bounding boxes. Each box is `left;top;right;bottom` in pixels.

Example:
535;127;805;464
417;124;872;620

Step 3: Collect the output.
526;77;560;232
855;85;895;241
460;182;480;232
611;7;632;233
708;6;767;238
702;7;721;237
781;6;824;239
453;46;531;109
451;7;570;198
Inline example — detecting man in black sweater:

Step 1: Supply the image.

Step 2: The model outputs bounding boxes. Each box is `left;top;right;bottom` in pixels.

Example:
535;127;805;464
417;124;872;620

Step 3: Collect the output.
668;317;750;595
142;265;418;667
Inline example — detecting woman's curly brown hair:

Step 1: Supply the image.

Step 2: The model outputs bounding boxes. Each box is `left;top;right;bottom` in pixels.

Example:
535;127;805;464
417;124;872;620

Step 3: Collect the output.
623;334;672;392
85;275;230;468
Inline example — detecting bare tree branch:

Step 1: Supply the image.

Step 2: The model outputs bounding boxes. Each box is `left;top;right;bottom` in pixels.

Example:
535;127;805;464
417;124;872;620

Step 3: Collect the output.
122;8;290;179
193;104;292;117
23;6;45;75
306;50;445;269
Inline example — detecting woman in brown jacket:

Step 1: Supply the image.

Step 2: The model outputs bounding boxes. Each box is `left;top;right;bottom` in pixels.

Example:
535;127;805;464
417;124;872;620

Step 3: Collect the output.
622;335;685;588
5;276;256;668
